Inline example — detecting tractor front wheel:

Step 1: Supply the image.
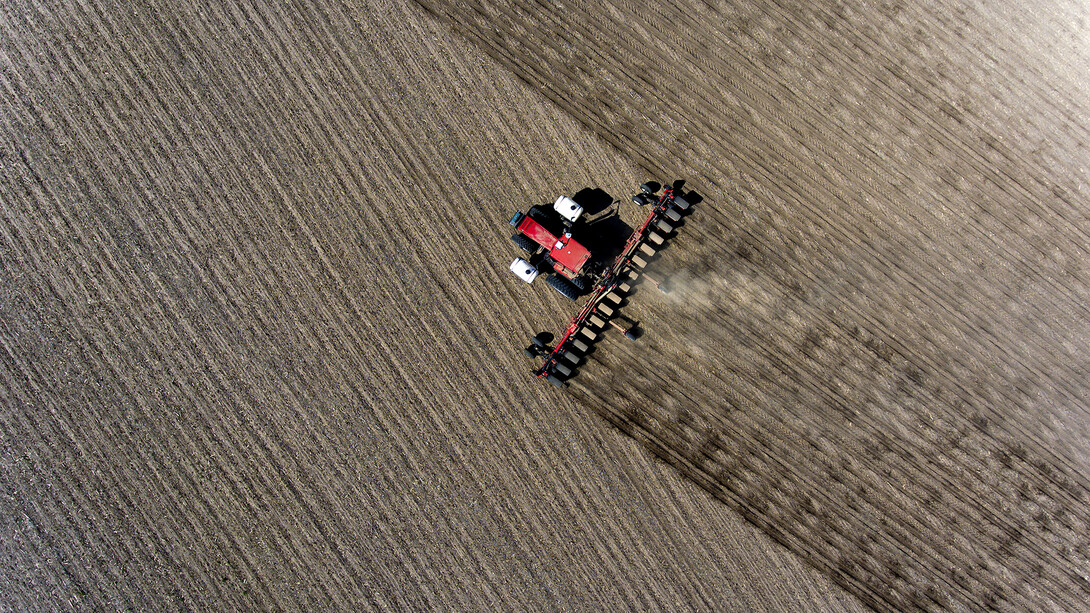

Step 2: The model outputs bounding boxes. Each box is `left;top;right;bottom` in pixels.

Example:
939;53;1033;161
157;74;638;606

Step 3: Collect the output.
511;233;538;254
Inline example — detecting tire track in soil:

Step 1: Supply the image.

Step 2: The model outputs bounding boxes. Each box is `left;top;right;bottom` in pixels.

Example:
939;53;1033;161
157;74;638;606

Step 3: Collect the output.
421;1;1090;611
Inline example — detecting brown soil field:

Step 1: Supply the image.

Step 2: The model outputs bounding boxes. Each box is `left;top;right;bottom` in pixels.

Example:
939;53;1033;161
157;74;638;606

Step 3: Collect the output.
0;0;871;610
2;0;1088;610
420;0;1090;612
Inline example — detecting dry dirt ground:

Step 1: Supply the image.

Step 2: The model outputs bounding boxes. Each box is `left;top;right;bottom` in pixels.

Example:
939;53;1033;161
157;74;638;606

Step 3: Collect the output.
1;0;870;610
0;0;1087;611
421;0;1090;611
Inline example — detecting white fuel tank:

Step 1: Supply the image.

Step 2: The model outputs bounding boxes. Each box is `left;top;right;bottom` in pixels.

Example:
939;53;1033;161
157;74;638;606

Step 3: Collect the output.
553;195;583;223
509;258;539;284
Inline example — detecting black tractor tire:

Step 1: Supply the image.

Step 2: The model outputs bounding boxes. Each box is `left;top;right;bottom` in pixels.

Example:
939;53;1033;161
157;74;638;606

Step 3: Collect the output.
570;275;589;291
527;204;550;221
665;207;682;222
545;275;579;301
511;233;537;254
523;347;536;358
640;183;656;194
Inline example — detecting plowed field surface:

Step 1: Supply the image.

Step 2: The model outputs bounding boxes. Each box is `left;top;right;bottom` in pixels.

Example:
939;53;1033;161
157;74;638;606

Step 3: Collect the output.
2;0;1088;611
1;0;868;610
420;1;1090;612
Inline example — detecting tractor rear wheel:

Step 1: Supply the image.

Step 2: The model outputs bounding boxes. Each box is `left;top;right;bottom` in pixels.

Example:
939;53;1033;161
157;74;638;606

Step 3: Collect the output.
545;275;579;301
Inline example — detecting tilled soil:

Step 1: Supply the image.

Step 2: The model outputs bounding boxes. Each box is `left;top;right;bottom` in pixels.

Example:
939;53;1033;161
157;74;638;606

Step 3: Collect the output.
420;1;1090;611
0;0;872;611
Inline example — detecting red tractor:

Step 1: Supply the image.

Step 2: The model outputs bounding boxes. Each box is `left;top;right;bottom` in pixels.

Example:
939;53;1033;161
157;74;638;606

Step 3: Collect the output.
507;195;596;300
508;182;693;387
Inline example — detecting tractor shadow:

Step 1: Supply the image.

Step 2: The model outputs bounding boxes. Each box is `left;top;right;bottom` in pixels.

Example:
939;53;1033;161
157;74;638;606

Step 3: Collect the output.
585;182;702;268
571;187;614;216
581;215;633;267
570;187;631;267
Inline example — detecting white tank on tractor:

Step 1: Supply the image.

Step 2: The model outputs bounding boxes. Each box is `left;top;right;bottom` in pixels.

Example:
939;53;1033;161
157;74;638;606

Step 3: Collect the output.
510;258;539;284
553;195;583;223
